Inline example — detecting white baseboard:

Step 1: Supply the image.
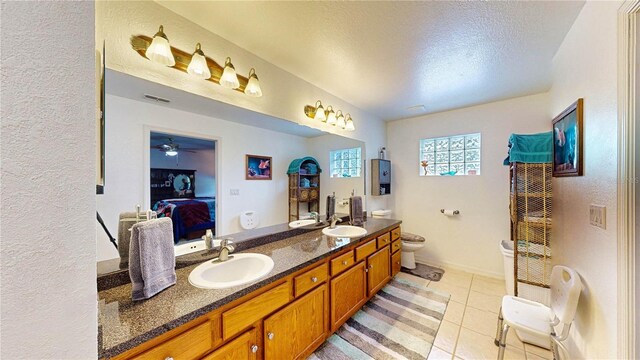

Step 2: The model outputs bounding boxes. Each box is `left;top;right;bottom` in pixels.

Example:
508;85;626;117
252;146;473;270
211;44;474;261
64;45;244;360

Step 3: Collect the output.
414;254;504;280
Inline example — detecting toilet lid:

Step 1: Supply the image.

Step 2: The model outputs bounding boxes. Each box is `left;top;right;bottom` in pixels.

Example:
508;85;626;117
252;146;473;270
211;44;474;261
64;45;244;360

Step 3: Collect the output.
401;232;425;243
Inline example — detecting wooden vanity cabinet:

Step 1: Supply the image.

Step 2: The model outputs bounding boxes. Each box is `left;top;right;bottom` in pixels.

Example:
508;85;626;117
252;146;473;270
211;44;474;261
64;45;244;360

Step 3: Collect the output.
391;249;402;277
263;285;328;360
366;246;391;297
201;328;259;360
330;261;367;331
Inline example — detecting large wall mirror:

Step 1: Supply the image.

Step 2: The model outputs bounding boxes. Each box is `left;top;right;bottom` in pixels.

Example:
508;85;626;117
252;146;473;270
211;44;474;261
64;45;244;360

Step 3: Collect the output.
97;70;365;275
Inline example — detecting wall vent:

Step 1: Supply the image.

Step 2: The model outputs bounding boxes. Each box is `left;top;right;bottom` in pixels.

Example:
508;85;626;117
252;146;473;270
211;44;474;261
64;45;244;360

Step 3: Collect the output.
144;94;170;103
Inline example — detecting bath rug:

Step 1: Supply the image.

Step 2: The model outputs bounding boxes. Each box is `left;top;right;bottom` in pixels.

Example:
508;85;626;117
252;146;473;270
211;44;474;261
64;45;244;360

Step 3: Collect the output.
310;275;450;360
401;263;445;282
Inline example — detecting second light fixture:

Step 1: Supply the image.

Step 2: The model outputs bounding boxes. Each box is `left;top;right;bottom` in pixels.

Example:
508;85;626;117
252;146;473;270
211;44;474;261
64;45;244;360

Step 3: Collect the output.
304;100;355;131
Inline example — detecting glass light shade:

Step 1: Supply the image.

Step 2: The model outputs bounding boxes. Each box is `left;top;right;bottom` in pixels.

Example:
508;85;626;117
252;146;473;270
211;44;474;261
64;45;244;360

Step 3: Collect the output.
165;150;178;156
330;111;342;126
244;69;262;97
314;104;326;121
345;117;355;131
220;57;240;89
187;44;211;79
145;26;175;66
336;113;347;128
325;107;336;124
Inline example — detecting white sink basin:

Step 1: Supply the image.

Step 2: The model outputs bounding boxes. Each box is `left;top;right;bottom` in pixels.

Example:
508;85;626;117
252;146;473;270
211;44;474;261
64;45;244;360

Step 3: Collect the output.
289;219;316;228
322;225;367;238
188;253;274;289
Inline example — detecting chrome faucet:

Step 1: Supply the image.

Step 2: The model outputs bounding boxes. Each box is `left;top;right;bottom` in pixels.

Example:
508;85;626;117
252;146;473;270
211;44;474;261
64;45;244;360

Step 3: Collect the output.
309;211;321;225
329;214;343;229
217;238;235;262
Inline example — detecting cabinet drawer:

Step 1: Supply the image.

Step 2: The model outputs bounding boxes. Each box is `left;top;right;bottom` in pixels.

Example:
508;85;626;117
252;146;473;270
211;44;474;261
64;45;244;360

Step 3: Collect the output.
294;263;328;297
222;282;290;340
391;227;401;241
132;321;213;360
201;328;258;360
391;239;401;253
355;239;377;262
392;250;401;277
377;232;391;248
331;251;355;276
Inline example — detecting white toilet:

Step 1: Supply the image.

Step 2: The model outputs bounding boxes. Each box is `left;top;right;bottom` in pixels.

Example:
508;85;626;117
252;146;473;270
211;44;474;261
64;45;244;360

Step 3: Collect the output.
371;210;426;269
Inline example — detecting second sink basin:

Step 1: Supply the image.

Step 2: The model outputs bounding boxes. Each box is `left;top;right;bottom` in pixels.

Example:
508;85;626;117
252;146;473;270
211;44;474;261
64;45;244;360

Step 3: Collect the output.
288;219;316;228
188;253;274;289
322;225;367;238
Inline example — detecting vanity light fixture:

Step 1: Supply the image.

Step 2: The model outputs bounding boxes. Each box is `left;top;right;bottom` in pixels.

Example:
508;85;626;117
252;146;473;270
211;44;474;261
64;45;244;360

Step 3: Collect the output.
220;57;240;89
314;100;326;122
244;68;262;97
186;43;211;79
131;27;262;96
336;112;347;128
325;106;336;124
145;25;176;67
345;114;355;131
329;110;341;126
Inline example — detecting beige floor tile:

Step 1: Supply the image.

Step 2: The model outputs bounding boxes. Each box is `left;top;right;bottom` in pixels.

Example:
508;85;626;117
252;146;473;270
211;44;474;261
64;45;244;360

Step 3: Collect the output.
434;320;460;354
456;328;526;360
524;343;552;359
461;306;501;337
438;272;473;289
429;281;470;304
428;346;454;360
471;275;507;297
467;290;503;314
443;300;465;325
526;352;550;360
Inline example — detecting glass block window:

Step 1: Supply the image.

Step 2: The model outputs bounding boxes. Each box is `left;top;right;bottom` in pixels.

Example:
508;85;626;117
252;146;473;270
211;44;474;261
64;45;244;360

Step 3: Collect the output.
330;147;362;178
419;133;481;176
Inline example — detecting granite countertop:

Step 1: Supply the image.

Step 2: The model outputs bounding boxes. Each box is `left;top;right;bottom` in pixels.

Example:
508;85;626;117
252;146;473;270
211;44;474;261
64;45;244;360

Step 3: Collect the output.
98;218;401;359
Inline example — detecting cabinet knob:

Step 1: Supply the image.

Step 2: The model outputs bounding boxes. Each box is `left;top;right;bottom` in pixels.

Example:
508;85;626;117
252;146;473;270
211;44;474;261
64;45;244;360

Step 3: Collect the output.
165;357;174;360
311;276;318;283
342;260;348;265
396;261;401;265
267;332;274;340
251;345;259;353
369;264;374;269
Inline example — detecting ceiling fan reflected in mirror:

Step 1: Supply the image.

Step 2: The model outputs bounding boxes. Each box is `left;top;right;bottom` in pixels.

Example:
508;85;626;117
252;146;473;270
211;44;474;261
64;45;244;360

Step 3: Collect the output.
152;137;198;157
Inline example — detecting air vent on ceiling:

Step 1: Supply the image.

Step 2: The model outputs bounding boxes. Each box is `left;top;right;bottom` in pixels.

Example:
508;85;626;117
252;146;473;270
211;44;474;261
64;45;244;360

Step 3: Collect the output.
406;105;426;113
144;94;170;103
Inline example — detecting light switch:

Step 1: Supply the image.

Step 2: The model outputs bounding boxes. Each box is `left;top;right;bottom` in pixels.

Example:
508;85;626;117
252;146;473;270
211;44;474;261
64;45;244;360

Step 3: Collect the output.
589;205;606;229
230;189;240;196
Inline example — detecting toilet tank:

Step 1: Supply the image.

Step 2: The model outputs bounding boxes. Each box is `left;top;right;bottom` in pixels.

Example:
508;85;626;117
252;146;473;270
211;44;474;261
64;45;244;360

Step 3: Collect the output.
372;209;392;219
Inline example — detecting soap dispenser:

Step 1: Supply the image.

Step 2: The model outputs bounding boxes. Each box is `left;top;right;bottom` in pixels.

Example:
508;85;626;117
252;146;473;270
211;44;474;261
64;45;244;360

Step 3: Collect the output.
326;192;336;220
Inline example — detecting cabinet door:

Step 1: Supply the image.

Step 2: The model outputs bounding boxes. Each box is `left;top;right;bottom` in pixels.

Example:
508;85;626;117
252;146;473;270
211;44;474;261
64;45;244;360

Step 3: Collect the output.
201;328;258;360
367;246;391;297
263;285;327;360
391;250;401;277
330;261;366;331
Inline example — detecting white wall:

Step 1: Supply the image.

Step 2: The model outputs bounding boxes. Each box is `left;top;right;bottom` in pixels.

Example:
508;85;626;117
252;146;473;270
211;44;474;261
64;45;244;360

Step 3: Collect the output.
95;1;389;214
0;2;97;358
387;93;550;277
547;2;620;359
306;134;366;216
97;95;308;261
150;147;216;197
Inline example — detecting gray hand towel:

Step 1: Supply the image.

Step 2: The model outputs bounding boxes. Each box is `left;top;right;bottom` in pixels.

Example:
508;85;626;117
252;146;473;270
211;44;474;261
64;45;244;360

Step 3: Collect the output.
350;196;364;226
129;218;176;301
118;211;145;270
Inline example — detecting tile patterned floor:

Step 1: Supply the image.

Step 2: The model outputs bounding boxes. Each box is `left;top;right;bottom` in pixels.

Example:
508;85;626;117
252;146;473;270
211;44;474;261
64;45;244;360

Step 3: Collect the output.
396;265;554;360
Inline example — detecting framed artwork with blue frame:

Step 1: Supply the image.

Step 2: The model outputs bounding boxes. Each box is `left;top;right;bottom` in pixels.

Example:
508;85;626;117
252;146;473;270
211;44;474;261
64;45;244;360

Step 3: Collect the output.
246;154;272;180
552;98;583;177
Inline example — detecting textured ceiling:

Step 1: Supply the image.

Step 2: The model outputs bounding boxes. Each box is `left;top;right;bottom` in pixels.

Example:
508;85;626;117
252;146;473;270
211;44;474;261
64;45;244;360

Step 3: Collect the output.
156;1;584;121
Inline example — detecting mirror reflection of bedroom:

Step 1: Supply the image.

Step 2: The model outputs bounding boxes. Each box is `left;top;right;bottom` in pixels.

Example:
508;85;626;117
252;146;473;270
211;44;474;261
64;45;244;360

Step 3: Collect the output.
149;132;217;247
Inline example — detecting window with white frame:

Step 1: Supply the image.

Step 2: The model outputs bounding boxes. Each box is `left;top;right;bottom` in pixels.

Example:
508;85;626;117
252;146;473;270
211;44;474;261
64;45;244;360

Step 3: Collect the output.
419;133;481;176
330;147;362;178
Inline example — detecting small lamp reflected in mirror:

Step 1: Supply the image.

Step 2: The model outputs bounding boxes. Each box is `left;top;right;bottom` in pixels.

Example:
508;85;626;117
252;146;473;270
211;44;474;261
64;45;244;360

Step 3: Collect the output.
186;43;211;79
220;57;240;89
145;25;176;67
244;68;263;97
345;114;355;131
314;100;326;121
330;110;341;126
336;112;347;128
325;106;335;124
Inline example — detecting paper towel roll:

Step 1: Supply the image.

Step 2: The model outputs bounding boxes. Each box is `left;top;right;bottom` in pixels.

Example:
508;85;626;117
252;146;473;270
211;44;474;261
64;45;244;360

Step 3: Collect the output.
442;209;456;216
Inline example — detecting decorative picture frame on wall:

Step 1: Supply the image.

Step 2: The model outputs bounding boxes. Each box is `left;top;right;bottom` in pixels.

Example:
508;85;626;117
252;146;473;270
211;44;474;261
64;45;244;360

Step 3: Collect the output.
246;154;272;180
552;98;584;177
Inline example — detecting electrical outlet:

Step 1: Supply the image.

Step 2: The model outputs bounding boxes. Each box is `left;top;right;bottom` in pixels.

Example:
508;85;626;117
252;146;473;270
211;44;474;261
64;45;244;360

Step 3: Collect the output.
230;189;240;196
589;205;606;229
